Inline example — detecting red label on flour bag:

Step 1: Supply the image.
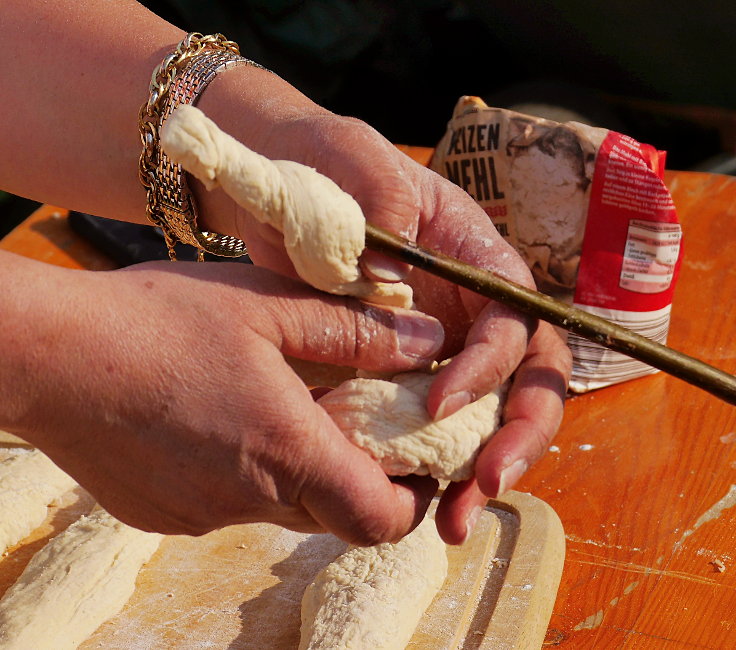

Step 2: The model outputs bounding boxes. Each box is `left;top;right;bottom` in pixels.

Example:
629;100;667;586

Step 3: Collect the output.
576;132;681;311
431;97;683;392
570;132;682;389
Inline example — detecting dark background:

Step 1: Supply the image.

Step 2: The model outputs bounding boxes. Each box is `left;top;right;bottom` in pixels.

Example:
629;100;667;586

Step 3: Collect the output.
4;0;735;236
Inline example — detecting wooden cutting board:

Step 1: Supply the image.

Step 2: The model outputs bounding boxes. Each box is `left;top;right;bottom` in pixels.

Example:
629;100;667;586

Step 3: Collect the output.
0;451;564;650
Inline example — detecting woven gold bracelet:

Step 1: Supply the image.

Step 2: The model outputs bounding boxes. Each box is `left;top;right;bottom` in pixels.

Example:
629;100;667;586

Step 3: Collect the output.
138;32;263;261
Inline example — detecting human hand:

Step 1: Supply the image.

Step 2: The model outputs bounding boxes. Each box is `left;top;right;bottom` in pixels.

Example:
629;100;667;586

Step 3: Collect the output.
190;88;572;542
12;259;444;545
434;321;571;543
1;0;568;546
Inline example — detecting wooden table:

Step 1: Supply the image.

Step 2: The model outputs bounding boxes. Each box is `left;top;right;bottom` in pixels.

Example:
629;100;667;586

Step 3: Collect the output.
3;149;736;648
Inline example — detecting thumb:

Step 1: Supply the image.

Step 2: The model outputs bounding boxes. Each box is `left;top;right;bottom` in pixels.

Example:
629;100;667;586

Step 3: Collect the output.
255;284;444;373
300;398;439;545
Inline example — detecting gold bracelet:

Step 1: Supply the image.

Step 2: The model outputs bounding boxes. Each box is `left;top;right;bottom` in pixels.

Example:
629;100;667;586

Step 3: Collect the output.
138;33;263;261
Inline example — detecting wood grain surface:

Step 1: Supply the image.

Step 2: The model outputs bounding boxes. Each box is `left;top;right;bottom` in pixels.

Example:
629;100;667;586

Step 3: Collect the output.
0;465;563;649
527;171;736;648
2;147;735;648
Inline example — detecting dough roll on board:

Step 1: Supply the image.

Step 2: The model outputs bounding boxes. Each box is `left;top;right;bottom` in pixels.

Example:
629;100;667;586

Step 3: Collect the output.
299;517;448;650
0;509;162;650
0;449;76;555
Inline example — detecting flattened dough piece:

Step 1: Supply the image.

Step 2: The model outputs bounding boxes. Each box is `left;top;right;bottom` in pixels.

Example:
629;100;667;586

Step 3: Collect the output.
318;372;504;481
299;517;448;650
160;105;412;307
0;449;76;554
0;509;162;650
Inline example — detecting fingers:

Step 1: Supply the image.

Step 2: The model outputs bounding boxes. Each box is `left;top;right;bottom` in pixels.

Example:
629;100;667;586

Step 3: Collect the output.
283;381;439;545
434;479;489;545
298;317;565;548
314;118;421;238
425;302;534;420
224;344;439;545
136;262;443;373
302;475;438;546
431;323;569;545
248;273;445;372
474;322;571;497
299;116;422;283
402;181;540;414
300;451;439;546
257;285;445;542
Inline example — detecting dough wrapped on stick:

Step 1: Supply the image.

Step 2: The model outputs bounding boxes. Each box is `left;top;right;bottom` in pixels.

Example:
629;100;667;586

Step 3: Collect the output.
160;105;412;307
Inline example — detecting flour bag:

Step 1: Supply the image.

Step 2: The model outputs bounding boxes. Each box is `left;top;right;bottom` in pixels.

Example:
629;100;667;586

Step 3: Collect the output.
430;96;684;392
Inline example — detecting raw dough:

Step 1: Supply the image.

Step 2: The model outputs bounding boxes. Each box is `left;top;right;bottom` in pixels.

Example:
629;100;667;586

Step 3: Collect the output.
299;517;448;650
0;509;162;650
317;372;505;481
161;105;412;307
0;449;76;554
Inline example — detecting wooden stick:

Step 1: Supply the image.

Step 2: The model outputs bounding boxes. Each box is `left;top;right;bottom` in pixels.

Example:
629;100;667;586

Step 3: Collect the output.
365;223;736;405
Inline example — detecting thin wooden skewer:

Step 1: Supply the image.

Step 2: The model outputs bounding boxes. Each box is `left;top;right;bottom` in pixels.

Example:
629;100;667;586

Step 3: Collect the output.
365;223;736;406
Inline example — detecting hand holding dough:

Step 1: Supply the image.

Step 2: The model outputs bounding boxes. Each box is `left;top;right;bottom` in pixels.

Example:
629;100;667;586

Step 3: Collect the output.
318;372;505;482
161;105;412;307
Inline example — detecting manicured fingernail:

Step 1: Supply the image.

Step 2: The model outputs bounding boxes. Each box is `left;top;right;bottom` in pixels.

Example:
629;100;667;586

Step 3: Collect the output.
497;459;529;496
435;391;472;420
463;505;483;544
362;255;408;282
395;317;443;359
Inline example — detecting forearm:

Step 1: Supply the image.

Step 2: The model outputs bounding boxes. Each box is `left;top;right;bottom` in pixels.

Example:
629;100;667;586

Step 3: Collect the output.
0;250;76;437
0;249;134;446
1;0;177;220
1;0;324;234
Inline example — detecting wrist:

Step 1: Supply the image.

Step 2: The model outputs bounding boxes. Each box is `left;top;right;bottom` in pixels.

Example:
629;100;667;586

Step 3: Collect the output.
195;61;327;152
139;33;328;252
190;62;329;237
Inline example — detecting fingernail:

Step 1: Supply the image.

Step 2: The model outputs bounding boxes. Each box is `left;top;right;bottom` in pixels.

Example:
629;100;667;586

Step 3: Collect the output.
463;505;483;544
435;391;472;420
362;255;408;282
497;459;529;496
395;317;443;359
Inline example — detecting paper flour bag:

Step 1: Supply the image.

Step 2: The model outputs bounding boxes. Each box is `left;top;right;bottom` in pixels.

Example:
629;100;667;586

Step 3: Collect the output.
430;96;684;392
